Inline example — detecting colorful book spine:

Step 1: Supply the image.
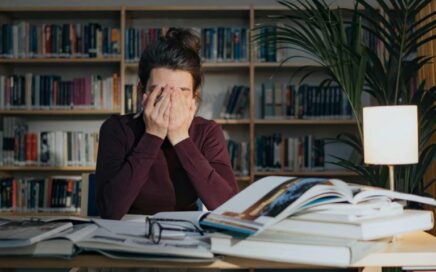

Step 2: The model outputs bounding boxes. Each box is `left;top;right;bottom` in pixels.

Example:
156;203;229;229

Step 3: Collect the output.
226;139;250;176
220;85;250;119
124;84;141;114
260;82;353;119
0;22;120;58
255;134;325;172
0;117;98;167
0;176;82;213
0;74;120;110
124;27;249;63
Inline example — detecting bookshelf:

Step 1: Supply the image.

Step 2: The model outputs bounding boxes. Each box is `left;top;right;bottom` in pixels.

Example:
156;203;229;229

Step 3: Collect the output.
0;5;361;215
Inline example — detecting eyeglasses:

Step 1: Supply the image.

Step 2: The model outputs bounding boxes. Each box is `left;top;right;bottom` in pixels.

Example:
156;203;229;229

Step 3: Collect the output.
145;217;204;244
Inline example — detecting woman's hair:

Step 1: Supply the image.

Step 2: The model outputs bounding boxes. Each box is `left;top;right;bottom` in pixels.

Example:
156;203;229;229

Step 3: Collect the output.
138;28;203;100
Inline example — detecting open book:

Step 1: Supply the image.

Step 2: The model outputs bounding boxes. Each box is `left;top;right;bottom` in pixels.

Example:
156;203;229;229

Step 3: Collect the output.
200;176;436;236
0;223;97;256
0;219;74;248
0;216;213;261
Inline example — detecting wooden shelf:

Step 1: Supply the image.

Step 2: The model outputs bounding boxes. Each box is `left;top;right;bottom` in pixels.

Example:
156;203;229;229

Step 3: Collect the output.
214;119;250;125
255;171;359;177
254;62;322;68
0;211;81;217
0;7;121;12
236;176;251;182
0;166;95;172
254;119;357;125
0;57;121;64
125;62;250;70
0;109;120;115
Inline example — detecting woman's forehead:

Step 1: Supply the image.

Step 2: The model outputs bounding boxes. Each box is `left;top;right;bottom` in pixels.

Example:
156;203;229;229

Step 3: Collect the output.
148;68;193;86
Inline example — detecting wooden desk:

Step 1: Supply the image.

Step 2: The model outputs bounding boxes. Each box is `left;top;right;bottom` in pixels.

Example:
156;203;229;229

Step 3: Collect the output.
0;232;434;271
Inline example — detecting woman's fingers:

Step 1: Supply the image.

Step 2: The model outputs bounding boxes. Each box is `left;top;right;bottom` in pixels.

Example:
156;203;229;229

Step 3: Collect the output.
145;84;165;110
155;86;171;116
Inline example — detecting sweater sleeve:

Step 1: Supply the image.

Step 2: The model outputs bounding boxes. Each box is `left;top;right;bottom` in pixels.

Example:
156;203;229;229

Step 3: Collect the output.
173;123;239;210
95;117;163;219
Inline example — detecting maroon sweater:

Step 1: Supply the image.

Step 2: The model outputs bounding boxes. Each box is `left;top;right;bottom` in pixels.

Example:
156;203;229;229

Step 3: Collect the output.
95;113;239;219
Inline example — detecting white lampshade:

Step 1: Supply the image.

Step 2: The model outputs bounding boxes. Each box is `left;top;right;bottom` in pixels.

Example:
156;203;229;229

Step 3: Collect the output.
363;105;418;165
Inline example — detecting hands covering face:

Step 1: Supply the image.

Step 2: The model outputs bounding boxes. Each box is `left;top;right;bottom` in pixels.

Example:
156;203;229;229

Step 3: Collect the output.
142;84;196;145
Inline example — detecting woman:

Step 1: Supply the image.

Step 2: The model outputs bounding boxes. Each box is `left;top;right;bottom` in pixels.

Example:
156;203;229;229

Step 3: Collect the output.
95;28;239;220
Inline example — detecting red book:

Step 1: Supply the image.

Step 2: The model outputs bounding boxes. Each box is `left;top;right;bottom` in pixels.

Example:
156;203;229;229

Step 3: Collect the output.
46;178;53;208
31;133;37;162
87;77;92;105
25;133;32;162
71;24;77;55
44;24;51;55
12;179;17;209
67;179;73;193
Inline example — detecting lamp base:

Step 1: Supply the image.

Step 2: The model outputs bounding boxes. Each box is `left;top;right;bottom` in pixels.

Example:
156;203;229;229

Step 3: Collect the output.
388;165;395;191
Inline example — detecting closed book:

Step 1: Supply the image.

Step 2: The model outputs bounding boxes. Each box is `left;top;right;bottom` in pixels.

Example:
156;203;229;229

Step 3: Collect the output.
210;231;387;267
0;239;74;257
271;210;434;240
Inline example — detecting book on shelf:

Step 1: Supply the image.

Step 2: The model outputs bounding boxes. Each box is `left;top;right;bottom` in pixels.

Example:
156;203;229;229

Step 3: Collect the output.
0;176;82;213
202;27;248;62
254;24;315;64
199;176;436;237
0;117;98;167
256;25;277;62
219;85;249;119
0;22;120;59
125;27;166;62
255;133;325;172
226;139;249;177
123;27;248;63
260;81;352;120
124;84;141;114
0;73;120;111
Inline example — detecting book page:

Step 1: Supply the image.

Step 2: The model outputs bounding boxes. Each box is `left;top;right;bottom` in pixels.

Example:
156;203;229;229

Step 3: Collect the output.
48;223;98;242
203;176;352;235
351;185;436;206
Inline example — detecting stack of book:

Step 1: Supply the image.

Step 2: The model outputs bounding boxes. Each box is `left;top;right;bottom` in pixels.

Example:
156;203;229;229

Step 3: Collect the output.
198;176;436;266
0;22;120;58
0;73;120;111
0;117;99;167
255;134;325;172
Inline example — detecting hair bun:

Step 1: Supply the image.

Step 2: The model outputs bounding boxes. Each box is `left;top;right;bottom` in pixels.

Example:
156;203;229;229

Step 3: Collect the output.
165;28;201;54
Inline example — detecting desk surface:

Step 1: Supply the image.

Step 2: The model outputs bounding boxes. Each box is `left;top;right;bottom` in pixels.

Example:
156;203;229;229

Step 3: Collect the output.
0;232;435;269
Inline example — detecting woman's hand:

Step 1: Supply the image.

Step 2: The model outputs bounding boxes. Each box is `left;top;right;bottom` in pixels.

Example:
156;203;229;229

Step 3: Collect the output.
142;84;172;140
167;90;197;145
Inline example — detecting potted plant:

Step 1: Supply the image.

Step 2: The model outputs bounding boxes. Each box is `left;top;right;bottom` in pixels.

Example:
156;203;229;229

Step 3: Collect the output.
254;0;435;198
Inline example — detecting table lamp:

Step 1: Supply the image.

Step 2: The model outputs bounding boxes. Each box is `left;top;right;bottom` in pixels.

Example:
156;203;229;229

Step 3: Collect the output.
363;105;419;191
